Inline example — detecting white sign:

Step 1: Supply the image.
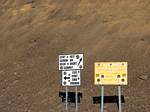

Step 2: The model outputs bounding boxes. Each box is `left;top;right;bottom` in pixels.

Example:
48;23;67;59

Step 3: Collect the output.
62;70;80;86
59;54;83;70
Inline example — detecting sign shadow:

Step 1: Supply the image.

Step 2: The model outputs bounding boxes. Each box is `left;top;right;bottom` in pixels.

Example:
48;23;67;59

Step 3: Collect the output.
93;95;125;109
59;91;82;103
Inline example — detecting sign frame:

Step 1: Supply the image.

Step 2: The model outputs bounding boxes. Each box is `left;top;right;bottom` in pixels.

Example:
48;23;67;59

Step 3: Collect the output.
62;70;81;87
59;54;83;71
94;62;128;85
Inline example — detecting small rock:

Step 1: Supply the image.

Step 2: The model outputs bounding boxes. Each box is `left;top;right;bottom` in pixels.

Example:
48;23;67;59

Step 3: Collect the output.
140;38;145;41
104;105;107;109
0;70;4;74
104;105;108;112
138;74;149;80
8;101;12;105
27;0;34;4
13;62;17;65
104;110;108;112
124;96;130;100
2;88;5;92
12;80;19;84
14;72;17;75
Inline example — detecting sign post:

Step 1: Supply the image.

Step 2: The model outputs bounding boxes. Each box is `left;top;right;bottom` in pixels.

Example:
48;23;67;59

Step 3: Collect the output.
100;86;104;112
118;86;122;112
66;87;68;112
94;62;128;112
59;54;83;112
75;87;78;112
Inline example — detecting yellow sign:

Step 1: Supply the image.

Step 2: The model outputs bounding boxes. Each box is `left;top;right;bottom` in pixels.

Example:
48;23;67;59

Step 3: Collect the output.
94;62;128;85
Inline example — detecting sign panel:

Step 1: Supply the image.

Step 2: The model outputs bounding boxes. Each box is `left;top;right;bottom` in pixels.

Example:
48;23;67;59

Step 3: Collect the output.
59;54;83;70
94;62;128;85
62;70;80;86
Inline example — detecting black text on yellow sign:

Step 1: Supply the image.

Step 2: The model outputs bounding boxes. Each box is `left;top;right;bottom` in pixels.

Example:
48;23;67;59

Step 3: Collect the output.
94;62;128;85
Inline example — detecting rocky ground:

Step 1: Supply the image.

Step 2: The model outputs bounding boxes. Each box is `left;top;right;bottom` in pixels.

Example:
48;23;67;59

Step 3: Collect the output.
0;0;150;112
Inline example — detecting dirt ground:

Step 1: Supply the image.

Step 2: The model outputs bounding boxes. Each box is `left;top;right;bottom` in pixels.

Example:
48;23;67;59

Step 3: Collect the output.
0;0;150;112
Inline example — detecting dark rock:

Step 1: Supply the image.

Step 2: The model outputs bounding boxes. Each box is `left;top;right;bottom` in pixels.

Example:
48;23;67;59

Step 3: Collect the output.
27;0;34;4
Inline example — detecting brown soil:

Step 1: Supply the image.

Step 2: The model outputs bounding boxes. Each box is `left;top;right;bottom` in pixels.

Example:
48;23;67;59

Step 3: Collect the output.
0;0;150;112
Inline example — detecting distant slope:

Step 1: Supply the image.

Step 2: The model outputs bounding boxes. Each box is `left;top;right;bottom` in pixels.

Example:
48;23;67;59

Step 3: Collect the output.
0;0;150;112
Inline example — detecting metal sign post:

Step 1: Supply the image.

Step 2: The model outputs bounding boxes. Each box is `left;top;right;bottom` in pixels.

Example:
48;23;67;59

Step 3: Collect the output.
59;54;83;112
75;87;78;112
94;62;128;85
118;86;122;112
100;86;104;112
66;87;68;112
94;62;128;112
